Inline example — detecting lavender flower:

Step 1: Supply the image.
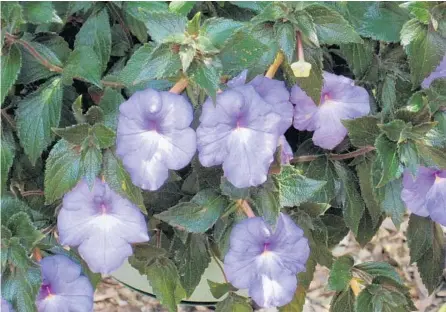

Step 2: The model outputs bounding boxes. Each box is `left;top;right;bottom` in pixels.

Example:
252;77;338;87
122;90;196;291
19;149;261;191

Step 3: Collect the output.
224;213;310;308
278;135;293;165
402;166;446;226
197;85;283;188
116;89;196;191
1;298;13;312
422;54;446;88
57;179;149;274
291;72;370;150
36;255;93;312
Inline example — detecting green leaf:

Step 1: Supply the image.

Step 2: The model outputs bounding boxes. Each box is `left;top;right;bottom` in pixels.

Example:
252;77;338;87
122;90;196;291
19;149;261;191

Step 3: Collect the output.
415;143;446;168
133;256;186;312
169;1;195;16
1;129;15;191
320;214;349;248
275;165;326;207
283;46;323;104
75;9;111;73
220;177;250;200
250;178;281;228
230;1;269;13
172;233;210;297
354;261;403;284
405;2;433;24
334;162;365;236
201;18;244;49
355;284;409;312
342;116;380;148
22;1;62;24
355;209;382;247
279;285;306;312
219;31;266;76
16;77;63;165
1;44;21;105
1;2;24;32
179;45;195;72
407;214;445;293
123;10;147;43
274;22;296;62
80;145;102;188
155;189;228;233
2;265;42;312
339;40;374;79
144;11;187;43
102;150;146;213
98;87;124;131
63;46;102;88
119;44;181;86
379;119;407;142
85;106;104;125
124;2;168;23
91;124;115;148
399;141;421;175
380;75;397;115
3;237;31;269
188;59;221;101
356;158;382;228
401;20;446;87
330;288;355;312
328;256;354;291
305;4;362;44
207;280;232;299
52;123;90;145
381;178;406;228
215;293;253;312
44;139;82;204
71;95;85;124
374;134;400;187
289;10;319;46
6;212;43;249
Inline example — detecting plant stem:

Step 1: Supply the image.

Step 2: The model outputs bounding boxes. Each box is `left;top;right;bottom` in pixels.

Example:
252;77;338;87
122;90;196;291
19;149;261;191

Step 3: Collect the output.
33;248;42;262
290;145;376;164
265;51;284;78
4;32;125;89
236;199;255;218
21;189;44;197
169;77;189;94
296;31;304;61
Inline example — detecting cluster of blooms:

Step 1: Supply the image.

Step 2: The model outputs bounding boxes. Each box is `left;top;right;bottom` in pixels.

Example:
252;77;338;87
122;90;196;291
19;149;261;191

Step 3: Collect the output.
224;213;310;307
57;178;149;274
401;166;446;226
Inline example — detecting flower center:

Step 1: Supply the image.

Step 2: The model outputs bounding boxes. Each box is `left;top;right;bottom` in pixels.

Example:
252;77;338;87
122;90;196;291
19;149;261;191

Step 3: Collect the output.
321;92;331;103
145;119;159;132
434;174;445;184
41;284;54;299
262;242;271;254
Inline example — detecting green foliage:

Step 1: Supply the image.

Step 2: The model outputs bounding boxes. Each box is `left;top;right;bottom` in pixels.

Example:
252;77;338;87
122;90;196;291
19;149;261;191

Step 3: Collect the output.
328;256;354;291
216;293;253;312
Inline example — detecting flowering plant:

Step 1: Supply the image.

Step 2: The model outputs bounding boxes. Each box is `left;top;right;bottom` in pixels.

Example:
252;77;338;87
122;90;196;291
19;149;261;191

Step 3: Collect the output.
1;1;446;312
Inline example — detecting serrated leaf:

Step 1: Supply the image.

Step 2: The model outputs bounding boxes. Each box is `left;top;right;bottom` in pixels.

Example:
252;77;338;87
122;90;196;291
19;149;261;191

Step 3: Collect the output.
119;44;181;86
354;261;403;284
339;40;374;79
91;123;115;148
172;233;210;297
44;139;81;203
356;157;381;229
1;44;21;105
215;293;253;312
275;165;326;207
122;10;147;43
381;178;406;228
124;2;168;23
342;116;380;147
201;18;244;49
415;143;446;168
330;288;355;312
283;46;323;104
102;150;146;213
80;145;102;188
220;177;250;200
3;237;31;269
328;256;354;291
251;178;281;228
374;134;400;187
52;123;90;145
144;11;187;43
230;1;269;13
1;2;24;32
63;46;102;88
98;87;124;131
381;75;397;115
407;214;445;293
85;105;104;125
289;10;319;46
75;9;111;73
6;212;43;249
71;95;85;124
179;45;195;72
207;280;232;299
279;284;306;312
111;24;131;57
188;59;221;101
16;77;63;165
399;141;421;175
155;189;228;232
321;214;349;248
355;209;382;247
401;20;446;87
22;1;62;24
334;162;365;236
1;129;15;191
274;22;296;62
169;1;195;16
219;31;266;76
305;4;362;44
379;119;407;142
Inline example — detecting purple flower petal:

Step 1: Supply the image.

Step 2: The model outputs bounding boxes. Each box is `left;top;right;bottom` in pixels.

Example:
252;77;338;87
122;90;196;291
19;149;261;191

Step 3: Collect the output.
401;167;437;217
227;70;248;88
422;53;446;89
292;72;370;149
57;179;149;274
1;298;13;312
426;171;446;226
224;213;309;307
36;255;93;312
116;89;196;190
197;85;282;188
278;135;293;165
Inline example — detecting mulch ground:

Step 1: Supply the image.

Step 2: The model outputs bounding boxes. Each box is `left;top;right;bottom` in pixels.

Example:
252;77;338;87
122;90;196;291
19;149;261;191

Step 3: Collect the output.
93;217;446;312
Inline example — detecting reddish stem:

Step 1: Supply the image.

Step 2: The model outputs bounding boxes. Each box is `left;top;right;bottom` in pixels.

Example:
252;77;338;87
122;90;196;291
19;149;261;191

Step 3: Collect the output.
296;31;304;61
236;199;255;218
290;146;376;164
